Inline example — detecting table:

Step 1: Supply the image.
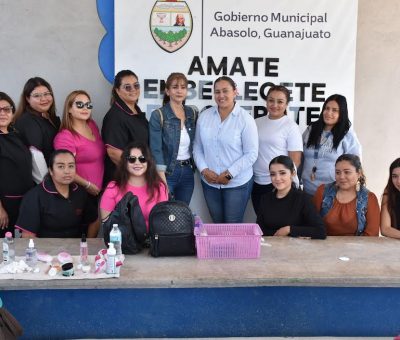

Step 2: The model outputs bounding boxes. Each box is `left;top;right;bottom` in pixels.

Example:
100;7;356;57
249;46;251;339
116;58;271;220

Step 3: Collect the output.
2;237;400;339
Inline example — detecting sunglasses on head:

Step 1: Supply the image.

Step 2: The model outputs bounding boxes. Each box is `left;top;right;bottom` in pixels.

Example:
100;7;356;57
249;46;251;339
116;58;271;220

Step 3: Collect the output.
121;83;140;92
74;101;93;109
126;155;147;164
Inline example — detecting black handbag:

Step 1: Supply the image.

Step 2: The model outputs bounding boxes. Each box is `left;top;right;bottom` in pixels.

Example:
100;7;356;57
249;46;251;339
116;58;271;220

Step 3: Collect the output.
148;200;195;257
102;192;148;254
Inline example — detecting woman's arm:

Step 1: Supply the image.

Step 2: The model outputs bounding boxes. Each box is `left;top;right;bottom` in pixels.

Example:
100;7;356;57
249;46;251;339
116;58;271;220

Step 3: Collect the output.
380;194;400;238
363;192;380;236
100;208;112;222
149;109;167;172
30;147;48;184
0;201;9;229
106;146;123;165
74;173;100;196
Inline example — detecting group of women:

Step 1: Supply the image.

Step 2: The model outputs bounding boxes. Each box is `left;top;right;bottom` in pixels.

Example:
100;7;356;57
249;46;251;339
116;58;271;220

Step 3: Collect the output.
1;71;400;241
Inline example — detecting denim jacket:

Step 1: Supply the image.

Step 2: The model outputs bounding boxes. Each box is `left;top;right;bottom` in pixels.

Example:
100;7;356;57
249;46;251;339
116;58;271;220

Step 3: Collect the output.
149;102;196;175
320;182;369;235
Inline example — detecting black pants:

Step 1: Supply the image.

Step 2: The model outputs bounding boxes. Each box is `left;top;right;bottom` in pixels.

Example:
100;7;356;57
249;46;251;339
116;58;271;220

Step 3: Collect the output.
251;182;274;217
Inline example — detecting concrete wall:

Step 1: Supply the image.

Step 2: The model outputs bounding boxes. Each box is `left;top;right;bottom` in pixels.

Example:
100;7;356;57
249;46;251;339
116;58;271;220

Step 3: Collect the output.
0;0;398;220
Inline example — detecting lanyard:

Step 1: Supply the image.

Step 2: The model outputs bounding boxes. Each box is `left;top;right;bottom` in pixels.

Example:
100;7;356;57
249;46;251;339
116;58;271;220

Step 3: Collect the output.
311;131;332;181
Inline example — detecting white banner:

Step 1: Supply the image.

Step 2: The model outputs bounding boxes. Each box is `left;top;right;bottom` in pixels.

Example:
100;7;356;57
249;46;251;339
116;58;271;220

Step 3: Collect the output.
115;0;358;129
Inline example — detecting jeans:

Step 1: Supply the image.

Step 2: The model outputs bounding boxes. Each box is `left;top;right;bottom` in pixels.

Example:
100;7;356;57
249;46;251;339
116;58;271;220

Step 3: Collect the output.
166;164;194;205
251;182;274;216
201;178;253;223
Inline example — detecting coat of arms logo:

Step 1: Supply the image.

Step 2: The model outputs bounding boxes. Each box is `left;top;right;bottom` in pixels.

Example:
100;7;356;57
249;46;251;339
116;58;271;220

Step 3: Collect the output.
150;0;193;53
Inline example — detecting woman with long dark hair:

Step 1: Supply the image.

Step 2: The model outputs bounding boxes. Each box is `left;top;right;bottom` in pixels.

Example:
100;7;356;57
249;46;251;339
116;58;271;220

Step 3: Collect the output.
100;142;168;230
149;72;196;204
0;92;34;237
256;155;325;239
380;158;400;238
101;70;149;185
14;77;61;183
302;94;361;195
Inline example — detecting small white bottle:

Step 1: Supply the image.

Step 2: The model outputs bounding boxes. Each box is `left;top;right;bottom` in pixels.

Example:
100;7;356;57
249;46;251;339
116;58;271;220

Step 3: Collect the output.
3;232;15;263
106;242;116;275
25;239;37;267
109;224;122;257
80;234;89;266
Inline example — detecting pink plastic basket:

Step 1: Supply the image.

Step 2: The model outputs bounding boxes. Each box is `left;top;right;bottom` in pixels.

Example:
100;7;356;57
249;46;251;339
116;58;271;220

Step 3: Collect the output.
194;223;262;259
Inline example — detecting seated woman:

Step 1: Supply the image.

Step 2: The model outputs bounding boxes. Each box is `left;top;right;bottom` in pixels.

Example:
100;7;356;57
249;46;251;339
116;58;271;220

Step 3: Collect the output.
256;155;325;239
16;150;98;238
100;142;168;231
313;154;380;236
380;158;400;238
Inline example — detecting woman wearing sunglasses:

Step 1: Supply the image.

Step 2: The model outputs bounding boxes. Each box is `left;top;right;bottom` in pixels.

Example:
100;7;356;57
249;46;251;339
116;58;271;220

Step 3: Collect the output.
102;70;149;186
14;77;61;183
193;76;258;223
100;142;168;230
54;90;105;196
0;92;34;237
149;72;196;205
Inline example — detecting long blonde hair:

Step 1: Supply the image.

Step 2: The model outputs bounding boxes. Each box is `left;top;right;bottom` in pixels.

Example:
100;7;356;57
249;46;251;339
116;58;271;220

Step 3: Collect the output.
60;90;92;133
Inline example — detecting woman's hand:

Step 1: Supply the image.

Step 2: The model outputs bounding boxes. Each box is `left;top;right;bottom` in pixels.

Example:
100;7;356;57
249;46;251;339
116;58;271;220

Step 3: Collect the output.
201;168;218;184
86;182;101;196
0;204;9;229
216;170;232;185
274;226;291;236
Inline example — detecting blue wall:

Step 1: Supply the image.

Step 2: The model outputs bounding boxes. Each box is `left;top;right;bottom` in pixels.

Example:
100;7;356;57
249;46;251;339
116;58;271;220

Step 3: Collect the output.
4;286;400;339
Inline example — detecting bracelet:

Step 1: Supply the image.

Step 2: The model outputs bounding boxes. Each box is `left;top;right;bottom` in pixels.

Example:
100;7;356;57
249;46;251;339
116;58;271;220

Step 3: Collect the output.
85;181;91;189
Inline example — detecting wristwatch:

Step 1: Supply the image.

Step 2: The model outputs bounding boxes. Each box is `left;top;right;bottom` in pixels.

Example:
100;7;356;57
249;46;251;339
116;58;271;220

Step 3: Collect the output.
225;171;233;180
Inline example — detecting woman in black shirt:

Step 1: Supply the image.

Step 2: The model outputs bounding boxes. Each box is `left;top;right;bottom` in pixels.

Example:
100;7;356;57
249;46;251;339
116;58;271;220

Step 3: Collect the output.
256;155;326;239
102;70;149;185
14;77;61;183
0;92;34;237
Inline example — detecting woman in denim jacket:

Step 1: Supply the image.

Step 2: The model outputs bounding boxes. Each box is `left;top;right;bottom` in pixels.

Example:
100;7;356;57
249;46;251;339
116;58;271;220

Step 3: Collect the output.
149;73;196;204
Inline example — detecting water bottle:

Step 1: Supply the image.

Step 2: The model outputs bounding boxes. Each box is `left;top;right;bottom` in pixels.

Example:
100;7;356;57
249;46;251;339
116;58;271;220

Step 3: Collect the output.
25;238;37;268
109;224;122;256
80;234;89;266
2;232;15;263
106;243;116;274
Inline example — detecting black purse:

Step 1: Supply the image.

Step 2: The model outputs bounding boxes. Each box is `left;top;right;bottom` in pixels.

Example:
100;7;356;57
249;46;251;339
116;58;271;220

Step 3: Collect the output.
102;192;148;254
148;201;195;257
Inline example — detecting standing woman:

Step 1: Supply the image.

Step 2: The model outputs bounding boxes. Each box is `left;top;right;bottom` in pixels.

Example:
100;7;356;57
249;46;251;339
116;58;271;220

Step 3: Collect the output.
0;92;34;237
100;142;168;231
302;94;361;195
380;158;400;238
102;70;149;186
14;77;61;183
149;73;196;204
256;156;325;239
193;76;258;223
313;154;379;236
54;90;105;197
252;85;303;215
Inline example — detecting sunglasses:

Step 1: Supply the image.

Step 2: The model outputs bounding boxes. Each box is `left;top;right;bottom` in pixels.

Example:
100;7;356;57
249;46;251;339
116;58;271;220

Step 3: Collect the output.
74;101;93;109
126;155;147;164
0;106;13;114
121;83;140;92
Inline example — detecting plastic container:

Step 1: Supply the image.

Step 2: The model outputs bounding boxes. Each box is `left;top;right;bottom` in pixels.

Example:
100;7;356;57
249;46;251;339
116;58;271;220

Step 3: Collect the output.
2;232;15;263
25;239;38;267
106;243;116;274
80;234;89;266
194;223;262;259
110;224;122;256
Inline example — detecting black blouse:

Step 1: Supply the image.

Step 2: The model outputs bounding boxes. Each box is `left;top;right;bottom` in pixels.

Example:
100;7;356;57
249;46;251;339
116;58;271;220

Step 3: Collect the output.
101;96;149;185
16;176;98;238
0;130;34;229
256;187;326;239
14;110;61;164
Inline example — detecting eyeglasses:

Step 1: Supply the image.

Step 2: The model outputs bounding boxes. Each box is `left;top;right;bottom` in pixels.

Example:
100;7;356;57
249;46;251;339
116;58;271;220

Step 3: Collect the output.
30;92;53;100
74;101;93;109
121;83;140;92
0;106;13;114
126;155;147;164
